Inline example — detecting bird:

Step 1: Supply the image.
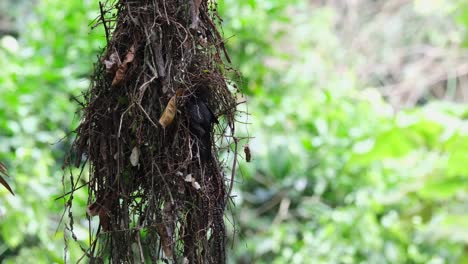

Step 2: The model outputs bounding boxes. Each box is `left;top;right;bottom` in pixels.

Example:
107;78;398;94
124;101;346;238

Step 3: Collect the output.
187;96;218;163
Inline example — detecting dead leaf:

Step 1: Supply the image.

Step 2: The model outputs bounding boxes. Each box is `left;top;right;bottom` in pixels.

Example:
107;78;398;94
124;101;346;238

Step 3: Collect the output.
87;192;118;232
156;223;173;258
111;45;136;87
104;51;120;74
244;144;251;162
86;202;100;217
192;181;201;190
159;95;177;128
99;211;111;232
175;88;184;97
0;162;14;195
184;174;193;182
130;146;140;166
183;174;200;189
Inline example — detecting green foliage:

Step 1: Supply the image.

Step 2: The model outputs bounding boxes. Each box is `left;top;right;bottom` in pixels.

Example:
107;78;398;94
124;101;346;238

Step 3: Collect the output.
219;0;468;263
0;0;104;262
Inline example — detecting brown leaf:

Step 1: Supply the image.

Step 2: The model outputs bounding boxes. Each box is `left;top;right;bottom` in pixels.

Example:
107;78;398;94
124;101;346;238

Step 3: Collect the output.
0;162;14;195
159;95;177;128
86;202;100;217
175;88;184;97
156;203;176;258
244;144;251;162
111;45;136;87
99;210;111;232
156;223;173;258
87;192;118;232
158;90;183;128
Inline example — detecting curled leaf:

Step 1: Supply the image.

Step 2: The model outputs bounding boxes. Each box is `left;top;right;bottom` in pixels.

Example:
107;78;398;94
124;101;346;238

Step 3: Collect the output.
159;95;177;128
156;223;174;258
130;146;140;166
86;202;100;217
111;45;136;87
158;89;184;128
192;181;201;190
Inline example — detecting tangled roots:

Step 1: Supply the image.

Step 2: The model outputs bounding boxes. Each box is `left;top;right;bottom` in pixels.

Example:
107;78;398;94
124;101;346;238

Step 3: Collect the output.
63;1;241;263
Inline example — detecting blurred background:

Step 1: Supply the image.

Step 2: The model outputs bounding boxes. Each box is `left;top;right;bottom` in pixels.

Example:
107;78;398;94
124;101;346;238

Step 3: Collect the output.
1;0;468;263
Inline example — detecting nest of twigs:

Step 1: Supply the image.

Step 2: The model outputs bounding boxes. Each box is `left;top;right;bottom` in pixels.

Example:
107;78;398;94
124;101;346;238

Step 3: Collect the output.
63;0;239;263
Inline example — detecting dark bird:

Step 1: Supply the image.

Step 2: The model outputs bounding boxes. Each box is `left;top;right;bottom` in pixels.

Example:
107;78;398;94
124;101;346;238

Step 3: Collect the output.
187;96;218;162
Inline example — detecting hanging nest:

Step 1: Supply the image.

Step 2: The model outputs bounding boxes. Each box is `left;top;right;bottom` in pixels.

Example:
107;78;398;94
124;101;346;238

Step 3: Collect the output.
63;0;240;263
